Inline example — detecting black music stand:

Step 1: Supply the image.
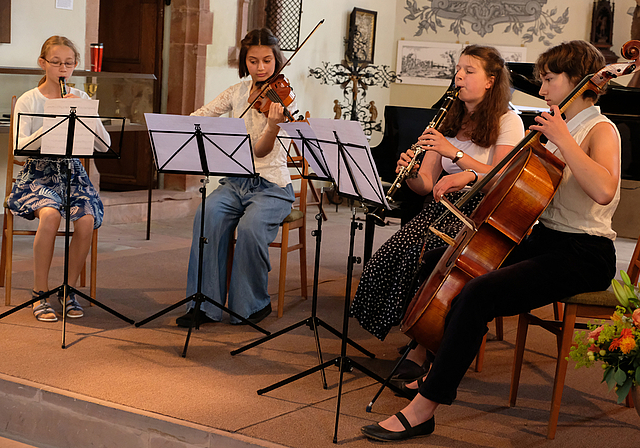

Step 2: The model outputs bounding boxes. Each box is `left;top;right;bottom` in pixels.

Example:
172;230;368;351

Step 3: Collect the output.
135;113;270;358
0;102;134;348
230;125;375;390
242;119;400;443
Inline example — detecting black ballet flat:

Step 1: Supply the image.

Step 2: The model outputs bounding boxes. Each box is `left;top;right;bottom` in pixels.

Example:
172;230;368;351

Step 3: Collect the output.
390;375;424;400
361;412;435;442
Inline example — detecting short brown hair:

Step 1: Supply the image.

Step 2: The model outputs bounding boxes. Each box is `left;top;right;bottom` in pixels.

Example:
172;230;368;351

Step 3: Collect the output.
238;28;286;80
438;45;511;148
534;40;606;101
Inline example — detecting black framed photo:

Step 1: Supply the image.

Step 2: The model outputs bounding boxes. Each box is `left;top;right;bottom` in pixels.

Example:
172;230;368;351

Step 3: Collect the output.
347;7;377;64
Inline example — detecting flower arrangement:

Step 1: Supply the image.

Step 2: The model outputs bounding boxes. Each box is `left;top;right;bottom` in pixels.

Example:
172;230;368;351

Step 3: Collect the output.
569;271;640;403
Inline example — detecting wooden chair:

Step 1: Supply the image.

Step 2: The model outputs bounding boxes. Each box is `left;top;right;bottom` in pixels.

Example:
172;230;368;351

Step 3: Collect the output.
227;142;309;318
1;96;98;306
475;317;504;372
508;235;640;439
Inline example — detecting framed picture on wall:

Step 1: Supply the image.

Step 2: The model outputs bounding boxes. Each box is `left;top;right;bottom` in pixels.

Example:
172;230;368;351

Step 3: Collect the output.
494;45;527;63
396;41;462;86
347;7;377;64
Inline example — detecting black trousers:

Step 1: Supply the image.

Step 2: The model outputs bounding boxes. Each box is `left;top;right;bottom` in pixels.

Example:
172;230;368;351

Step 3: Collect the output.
416;223;616;405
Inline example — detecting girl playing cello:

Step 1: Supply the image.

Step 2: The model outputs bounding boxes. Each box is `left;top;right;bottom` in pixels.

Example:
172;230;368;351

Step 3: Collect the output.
361;40;621;442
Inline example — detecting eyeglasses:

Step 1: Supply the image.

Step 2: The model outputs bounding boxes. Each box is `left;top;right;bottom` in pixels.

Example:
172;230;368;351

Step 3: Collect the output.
43;58;76;69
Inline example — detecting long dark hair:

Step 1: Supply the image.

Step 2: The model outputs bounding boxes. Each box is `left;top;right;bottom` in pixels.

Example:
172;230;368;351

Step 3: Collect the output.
238;28;286;80
438;45;511;148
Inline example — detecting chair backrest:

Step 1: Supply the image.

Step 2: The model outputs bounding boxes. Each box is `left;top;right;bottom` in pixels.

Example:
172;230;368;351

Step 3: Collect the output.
287;142;308;216
5;96;20;203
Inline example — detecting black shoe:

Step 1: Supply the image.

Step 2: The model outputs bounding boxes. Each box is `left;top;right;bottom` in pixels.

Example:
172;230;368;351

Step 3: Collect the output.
361;412;435;442
247;303;272;324
176;309;216;328
391;375;424;400
391;358;430;381
231;303;272;326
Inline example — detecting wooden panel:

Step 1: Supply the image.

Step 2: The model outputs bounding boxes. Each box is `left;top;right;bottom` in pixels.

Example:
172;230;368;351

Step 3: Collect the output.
97;0;163;191
0;0;10;44
95;130;156;191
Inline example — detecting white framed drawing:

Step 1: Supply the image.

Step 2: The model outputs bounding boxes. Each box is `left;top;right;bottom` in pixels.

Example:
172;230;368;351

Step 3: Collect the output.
396;41;528;86
396;41;462;86
494;45;527;63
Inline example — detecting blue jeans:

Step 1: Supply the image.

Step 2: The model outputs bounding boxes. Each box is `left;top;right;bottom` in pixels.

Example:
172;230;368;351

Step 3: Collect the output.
185;177;294;323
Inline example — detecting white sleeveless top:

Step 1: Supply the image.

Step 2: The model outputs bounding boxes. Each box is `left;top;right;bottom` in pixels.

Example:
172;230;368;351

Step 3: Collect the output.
538;106;620;240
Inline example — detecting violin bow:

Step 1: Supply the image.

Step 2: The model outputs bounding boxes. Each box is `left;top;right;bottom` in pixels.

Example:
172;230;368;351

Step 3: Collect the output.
240;19;325;119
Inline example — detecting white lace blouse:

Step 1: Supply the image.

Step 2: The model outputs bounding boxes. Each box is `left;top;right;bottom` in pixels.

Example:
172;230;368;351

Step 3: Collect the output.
191;80;294;187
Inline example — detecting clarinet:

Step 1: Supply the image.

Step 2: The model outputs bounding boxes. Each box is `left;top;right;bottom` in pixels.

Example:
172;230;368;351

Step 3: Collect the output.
368;86;460;226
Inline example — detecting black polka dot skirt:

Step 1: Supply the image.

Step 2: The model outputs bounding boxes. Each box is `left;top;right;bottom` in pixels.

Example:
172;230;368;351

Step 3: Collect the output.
351;190;484;340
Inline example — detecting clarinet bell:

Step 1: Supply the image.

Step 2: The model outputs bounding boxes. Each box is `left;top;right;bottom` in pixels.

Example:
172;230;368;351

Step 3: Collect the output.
367;206;387;227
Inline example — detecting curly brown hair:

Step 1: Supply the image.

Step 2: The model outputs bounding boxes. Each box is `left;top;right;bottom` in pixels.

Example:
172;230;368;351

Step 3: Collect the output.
534;40;606;102
238;28;286;81
437;45;512;148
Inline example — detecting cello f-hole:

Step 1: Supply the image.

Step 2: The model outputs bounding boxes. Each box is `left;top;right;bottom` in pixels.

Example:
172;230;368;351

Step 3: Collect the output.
446;230;467;268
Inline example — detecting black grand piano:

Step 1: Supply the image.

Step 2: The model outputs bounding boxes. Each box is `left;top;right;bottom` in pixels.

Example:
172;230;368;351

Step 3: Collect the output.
365;62;640;262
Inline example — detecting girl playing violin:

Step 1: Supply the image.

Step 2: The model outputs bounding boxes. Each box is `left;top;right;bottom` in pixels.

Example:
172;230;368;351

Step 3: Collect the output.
176;28;296;327
361;40;621;442
351;45;524;376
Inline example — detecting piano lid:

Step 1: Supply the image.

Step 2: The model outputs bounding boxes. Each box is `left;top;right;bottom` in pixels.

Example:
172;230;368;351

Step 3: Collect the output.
507;61;640;116
507;61;640;181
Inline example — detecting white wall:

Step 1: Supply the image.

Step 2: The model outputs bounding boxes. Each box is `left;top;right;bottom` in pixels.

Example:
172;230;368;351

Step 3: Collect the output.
206;0;397;147
0;0;87;68
0;0;88;210
390;0;637;109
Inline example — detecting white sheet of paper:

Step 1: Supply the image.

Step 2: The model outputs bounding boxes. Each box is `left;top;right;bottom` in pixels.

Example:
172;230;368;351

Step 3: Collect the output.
278;122;331;180
144;113;254;175
42;99;100;156
307;118;388;207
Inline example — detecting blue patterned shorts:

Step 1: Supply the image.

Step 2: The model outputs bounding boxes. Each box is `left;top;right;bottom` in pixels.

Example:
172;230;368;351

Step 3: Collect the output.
7;157;103;229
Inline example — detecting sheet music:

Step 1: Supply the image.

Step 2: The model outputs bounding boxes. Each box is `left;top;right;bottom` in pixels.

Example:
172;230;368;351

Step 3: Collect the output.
144;113;254;175
41;98;100;156
278;121;332;180
306;118;388;208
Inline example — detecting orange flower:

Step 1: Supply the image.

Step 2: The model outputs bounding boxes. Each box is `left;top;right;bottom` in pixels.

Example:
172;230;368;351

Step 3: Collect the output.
619;336;636;354
633;308;640;329
610;328;635;353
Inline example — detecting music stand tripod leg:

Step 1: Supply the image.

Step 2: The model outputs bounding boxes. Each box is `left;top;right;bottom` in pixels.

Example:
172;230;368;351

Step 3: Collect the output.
331;210;403;443
231;192;376;395
134;177;270;357
58;160;134;348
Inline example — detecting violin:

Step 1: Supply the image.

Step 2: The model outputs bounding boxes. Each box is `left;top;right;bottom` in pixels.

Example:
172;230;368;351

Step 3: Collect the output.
240;19;324;122
248;74;296;121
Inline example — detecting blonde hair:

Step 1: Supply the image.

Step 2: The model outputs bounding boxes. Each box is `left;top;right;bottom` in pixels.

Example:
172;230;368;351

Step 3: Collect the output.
37;35;81;86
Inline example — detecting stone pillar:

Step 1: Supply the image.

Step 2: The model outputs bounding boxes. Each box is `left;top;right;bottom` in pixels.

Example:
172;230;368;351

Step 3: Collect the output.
165;0;213;191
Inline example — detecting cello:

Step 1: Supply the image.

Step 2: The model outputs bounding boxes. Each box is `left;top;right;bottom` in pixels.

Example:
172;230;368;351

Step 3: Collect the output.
401;40;640;354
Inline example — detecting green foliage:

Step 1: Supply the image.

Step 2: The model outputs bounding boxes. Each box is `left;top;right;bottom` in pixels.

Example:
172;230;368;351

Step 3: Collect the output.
570;272;640;404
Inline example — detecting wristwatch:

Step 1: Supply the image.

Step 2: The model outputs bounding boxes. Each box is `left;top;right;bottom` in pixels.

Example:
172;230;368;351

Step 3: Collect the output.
452;150;464;164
